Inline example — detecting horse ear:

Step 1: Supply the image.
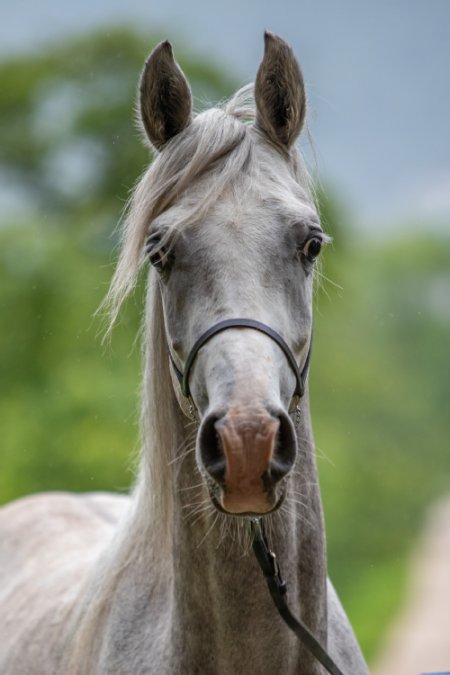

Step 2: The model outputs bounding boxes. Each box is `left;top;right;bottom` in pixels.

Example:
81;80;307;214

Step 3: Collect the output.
139;41;192;150
255;32;306;149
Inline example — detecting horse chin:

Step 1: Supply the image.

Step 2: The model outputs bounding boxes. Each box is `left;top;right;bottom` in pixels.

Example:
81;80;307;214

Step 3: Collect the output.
206;483;287;518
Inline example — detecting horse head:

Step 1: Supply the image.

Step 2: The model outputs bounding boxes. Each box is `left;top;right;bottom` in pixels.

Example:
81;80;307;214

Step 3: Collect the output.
138;33;327;516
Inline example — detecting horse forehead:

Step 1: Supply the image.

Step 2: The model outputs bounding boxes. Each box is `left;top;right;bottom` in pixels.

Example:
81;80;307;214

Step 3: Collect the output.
195;194;313;253
194;216;277;266
209;170;315;226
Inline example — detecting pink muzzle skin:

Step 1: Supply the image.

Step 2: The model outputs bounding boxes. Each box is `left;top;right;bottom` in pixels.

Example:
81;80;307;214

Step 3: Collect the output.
216;411;280;514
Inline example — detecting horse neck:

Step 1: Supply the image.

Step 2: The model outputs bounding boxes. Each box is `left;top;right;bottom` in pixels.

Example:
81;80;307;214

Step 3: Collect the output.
167;391;328;673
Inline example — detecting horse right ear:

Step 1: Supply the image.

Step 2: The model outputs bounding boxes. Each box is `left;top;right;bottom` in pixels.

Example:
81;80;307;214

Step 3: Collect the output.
139;41;192;151
255;32;306;150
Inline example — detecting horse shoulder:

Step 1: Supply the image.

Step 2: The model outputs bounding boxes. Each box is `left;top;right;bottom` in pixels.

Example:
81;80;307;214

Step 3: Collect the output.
0;491;129;675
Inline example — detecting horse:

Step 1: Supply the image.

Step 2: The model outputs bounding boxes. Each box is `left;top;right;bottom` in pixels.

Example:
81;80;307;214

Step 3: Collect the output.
0;33;369;674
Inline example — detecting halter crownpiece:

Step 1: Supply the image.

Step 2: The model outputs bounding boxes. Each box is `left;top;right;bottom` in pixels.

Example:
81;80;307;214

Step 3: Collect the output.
168;317;312;408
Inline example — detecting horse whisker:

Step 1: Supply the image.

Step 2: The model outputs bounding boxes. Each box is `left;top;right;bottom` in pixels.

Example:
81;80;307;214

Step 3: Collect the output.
196;512;220;548
177;481;205;493
168;445;196;466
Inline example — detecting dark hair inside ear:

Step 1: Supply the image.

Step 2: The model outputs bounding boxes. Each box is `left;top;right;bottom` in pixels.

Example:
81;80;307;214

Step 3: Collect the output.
255;32;306;149
139;40;192;150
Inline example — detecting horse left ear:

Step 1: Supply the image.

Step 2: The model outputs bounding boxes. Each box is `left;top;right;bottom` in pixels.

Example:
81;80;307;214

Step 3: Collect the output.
255;32;306;149
139;40;192;150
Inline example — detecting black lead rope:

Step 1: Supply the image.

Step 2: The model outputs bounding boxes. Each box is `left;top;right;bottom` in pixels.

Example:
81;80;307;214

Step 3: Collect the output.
251;519;346;675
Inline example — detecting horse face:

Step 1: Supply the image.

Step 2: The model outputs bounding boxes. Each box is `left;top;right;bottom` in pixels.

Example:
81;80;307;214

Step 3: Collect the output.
149;150;323;515
141;34;325;515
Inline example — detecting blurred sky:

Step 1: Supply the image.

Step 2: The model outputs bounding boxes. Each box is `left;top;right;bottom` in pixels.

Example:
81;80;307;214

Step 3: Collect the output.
2;0;450;234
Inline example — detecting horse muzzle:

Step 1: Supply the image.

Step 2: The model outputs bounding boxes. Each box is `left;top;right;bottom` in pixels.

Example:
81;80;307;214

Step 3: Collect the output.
198;407;297;515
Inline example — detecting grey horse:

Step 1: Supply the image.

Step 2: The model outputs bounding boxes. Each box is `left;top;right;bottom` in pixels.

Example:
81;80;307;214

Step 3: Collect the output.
0;33;369;675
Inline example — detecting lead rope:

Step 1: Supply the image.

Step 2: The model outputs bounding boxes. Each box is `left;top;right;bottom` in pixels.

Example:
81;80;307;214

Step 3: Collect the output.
250;518;346;675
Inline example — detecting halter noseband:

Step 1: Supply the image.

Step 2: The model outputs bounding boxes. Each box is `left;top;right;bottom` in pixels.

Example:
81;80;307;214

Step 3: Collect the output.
168;318;312;409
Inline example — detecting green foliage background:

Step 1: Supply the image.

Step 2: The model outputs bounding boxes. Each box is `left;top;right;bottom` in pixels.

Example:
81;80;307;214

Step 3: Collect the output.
1;28;449;663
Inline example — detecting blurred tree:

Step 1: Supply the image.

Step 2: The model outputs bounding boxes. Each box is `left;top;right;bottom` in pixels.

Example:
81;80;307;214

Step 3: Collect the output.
0;28;236;235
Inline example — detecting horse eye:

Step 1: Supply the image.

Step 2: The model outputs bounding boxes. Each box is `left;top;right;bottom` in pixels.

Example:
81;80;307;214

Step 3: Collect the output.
302;236;323;263
149;250;168;272
145;235;174;273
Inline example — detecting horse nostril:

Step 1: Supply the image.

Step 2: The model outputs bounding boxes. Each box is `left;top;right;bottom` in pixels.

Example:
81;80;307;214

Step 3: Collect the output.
198;413;226;483
266;412;297;485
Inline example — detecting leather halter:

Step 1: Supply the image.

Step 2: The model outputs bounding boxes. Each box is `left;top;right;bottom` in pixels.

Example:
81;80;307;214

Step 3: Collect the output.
168;318;312;409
